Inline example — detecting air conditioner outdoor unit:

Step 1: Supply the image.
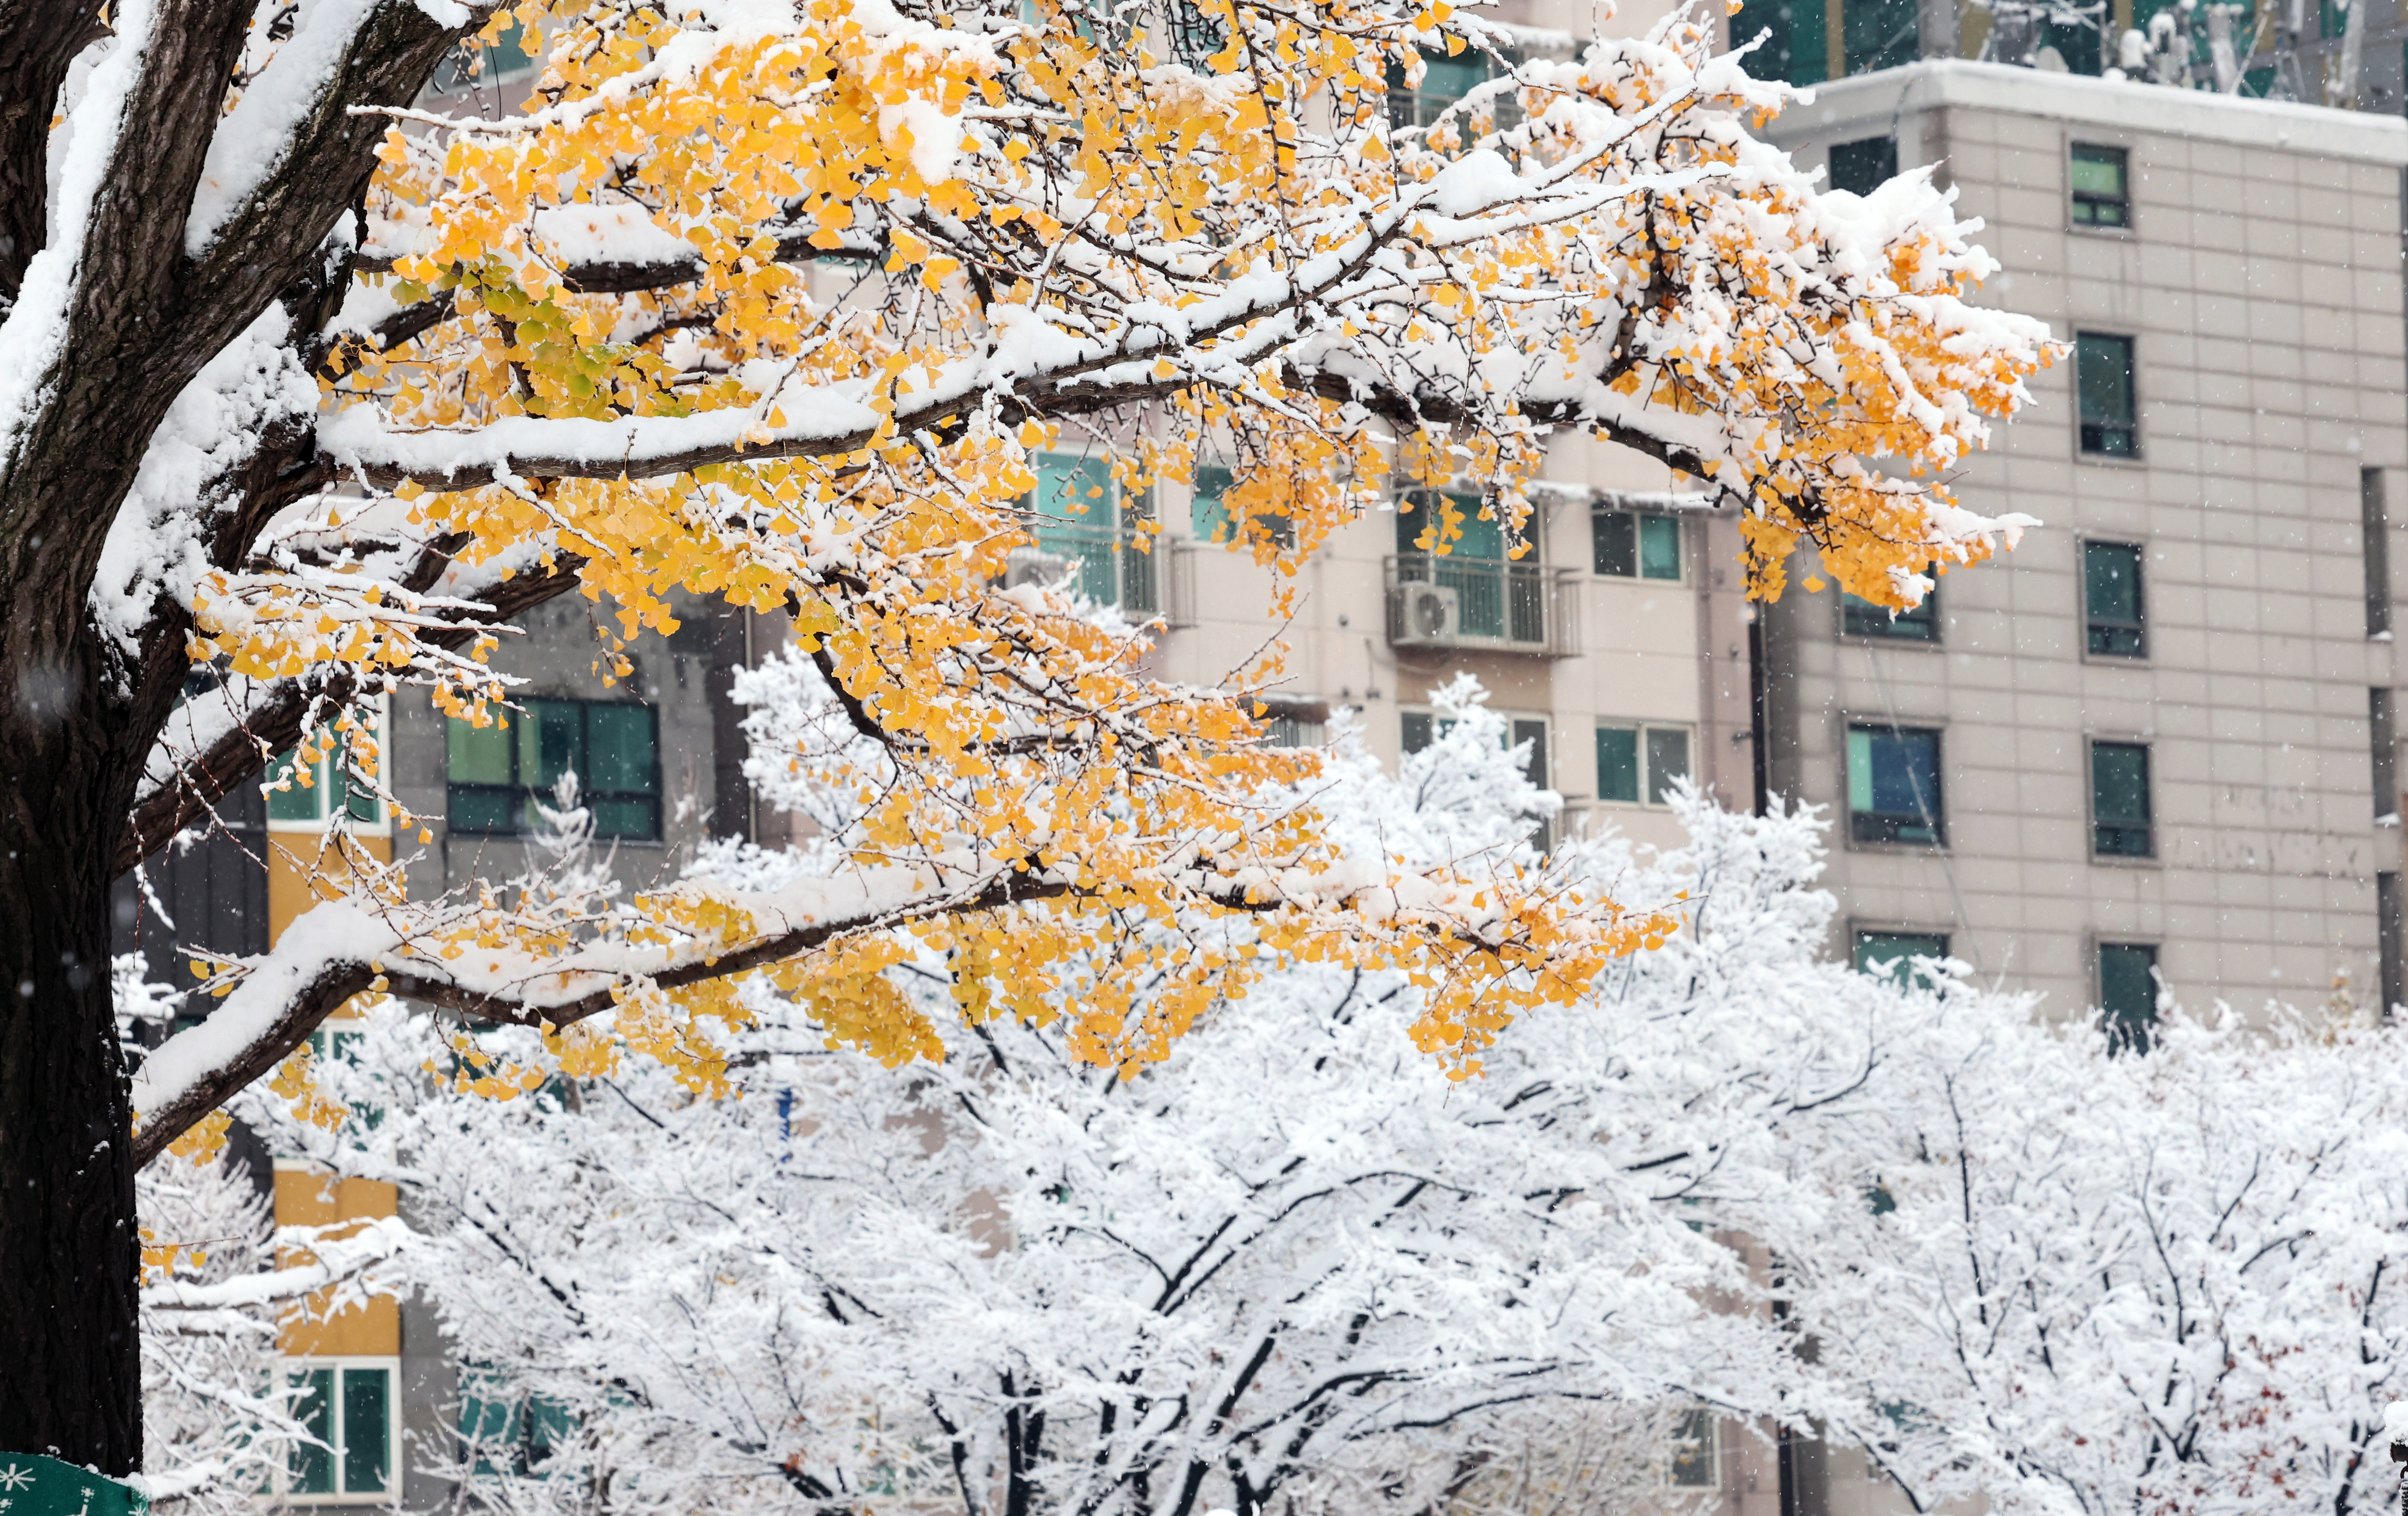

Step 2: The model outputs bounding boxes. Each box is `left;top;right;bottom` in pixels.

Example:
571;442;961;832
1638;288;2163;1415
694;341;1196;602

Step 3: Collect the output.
1394;582;1460;645
1004;547;1075;591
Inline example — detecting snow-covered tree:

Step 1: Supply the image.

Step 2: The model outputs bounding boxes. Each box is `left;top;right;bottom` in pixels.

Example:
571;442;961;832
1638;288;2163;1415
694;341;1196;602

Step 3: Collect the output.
4;0;2061;1454
1780;988;2408;1516
258;688;1982;1516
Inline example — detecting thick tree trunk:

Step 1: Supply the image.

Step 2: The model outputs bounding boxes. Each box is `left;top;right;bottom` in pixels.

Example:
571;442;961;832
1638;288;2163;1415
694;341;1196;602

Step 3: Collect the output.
0;655;142;1471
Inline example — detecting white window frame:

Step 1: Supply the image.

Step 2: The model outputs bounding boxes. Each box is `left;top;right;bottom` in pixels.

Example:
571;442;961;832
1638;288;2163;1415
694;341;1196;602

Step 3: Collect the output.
278;1355;402;1503
1593;720;1693;809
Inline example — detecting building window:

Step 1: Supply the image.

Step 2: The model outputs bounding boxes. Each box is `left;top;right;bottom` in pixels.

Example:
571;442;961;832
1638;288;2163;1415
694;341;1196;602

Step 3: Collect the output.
1842;0;1919;73
287;1359;396;1499
2090;741;2153;858
1596;722;1690;806
460;1372;576;1477
1853;929;1949;989
447;699;661;840
1024;451;1155;611
1828;134;1898;195
1592;508;1682;581
2374;687;2398;823
1667;1409;1718;1488
1846;725;1941;846
2076;333;2138;458
1255;697;1327;749
1842;582;1937;642
1404;711;1548;778
1731;0;1827;85
1386;47;1516;131
1190;464;1290;548
2098;942;2158;1054
2381;871;2404;1018
2069;143;2129;227
2083;541;2145;657
265;718;386;828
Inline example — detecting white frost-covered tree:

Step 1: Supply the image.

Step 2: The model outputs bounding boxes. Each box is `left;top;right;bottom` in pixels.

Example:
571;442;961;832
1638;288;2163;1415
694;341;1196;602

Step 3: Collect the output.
265;681;1965;1516
1779;982;2408;1516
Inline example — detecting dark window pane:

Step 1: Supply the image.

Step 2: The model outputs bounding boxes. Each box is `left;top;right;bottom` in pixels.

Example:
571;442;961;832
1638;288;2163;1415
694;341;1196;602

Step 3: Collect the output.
1593;511;1637;577
291;1367;336;1494
2099;943;2158;1053
343;1366;391;1494
1731;0;1826;83
1842;584;1938;640
1829;134;1898;195
458;1377;517;1477
1401;712;1434;755
1645;727;1690;805
1511;719;1549;789
1847;726;1943;844
525;701;585;792
2092;741;2153;856
2084;540;2146;657
589;797;659;840
529;1396;574;1468
2076;333;2137;457
1843;0;1919;73
1638;516;1683;580
585;704;657;797
1596;726;1639;803
2070;143;2129;226
448;784;524;835
1854;930;1949;989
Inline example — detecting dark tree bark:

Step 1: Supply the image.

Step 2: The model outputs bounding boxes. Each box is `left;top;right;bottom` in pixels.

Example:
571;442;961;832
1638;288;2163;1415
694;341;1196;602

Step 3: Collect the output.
0;0;468;1468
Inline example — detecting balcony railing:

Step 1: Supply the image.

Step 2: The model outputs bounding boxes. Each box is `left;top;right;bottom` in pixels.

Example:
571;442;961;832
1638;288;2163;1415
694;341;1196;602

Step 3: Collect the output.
1385;554;1578;657
1006;521;1156;616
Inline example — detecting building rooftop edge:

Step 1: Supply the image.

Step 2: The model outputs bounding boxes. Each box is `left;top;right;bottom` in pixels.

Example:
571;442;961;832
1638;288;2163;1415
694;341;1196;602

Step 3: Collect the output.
1759;58;2408;166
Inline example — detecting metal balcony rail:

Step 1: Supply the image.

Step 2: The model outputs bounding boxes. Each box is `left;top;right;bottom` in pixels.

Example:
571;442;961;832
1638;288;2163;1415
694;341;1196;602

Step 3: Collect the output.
1385;554;1578;657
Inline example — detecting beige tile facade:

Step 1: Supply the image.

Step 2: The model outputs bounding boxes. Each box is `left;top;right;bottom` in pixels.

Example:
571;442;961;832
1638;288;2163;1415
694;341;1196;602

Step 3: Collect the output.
1763;62;2408;1022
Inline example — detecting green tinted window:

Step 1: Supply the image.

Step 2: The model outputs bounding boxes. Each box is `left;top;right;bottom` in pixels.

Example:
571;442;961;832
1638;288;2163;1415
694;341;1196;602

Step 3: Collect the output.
2092;741;2153;856
2076;333;2137;457
291;1367;337;1494
1191;465;1234;541
1397;489;1502;560
1847;726;1943;845
1596;726;1640;803
266;747;323;824
1638;516;1682;580
343;1366;391;1493
1668;1408;1716;1488
2099;942;2158;1054
1033;452;1114;521
1854;930;1949;988
2070;144;2129;226
1843;0;1919;73
447;717;514;785
2085;540;2144;655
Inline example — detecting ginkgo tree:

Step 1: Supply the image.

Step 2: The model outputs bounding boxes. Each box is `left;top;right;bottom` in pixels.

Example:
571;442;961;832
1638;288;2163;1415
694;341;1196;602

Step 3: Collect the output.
0;0;2049;1465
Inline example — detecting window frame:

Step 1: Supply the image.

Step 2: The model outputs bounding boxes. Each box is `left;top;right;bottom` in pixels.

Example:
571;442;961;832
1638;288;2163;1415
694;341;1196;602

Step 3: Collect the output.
445;697;663;842
2081;539;2148;661
2088;738;2156;862
1827;134;1899;196
1844;721;1945;849
1593;720;1692;808
2073;330;2141;462
2067;141;2133;232
280;1355;402;1503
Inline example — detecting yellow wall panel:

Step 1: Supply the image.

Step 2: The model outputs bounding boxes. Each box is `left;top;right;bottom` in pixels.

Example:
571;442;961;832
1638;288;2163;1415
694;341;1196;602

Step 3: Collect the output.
273;1165;399;1357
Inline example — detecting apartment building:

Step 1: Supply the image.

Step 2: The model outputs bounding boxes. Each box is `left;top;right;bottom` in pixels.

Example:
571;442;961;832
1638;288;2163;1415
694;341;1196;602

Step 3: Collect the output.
1746;64;2408;1038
